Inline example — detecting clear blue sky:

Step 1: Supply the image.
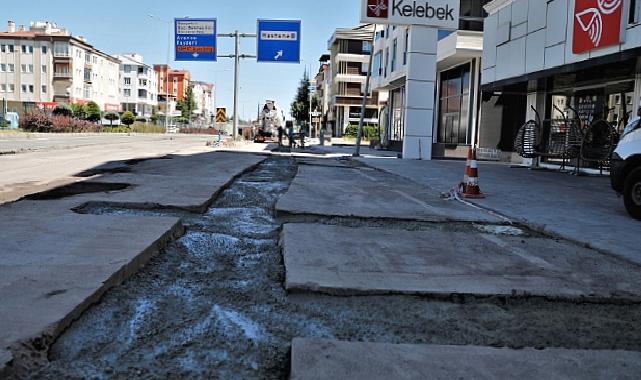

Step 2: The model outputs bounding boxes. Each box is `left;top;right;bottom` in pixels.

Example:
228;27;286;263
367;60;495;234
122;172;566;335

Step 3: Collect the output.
4;0;361;119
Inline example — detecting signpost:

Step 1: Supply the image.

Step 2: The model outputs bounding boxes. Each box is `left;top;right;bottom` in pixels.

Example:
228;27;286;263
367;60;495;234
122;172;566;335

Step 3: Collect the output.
175;18;217;61
256;19;302;63
216;107;227;123
356;0;459;159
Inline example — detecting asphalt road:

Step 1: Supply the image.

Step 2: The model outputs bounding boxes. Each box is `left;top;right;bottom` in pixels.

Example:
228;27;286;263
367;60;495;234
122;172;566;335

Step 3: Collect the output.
0;133;217;204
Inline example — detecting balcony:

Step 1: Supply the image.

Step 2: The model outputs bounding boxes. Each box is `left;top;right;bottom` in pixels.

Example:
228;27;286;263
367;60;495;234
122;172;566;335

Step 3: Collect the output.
335;53;369;63
53;72;72;79
335;73;366;83
53;52;71;60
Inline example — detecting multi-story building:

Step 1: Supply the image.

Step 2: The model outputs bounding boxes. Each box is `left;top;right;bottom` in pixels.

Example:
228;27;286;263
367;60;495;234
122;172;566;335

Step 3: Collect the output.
191;81;214;124
315;55;332;136
326;24;384;137
480;0;641;161
370;0;489;157
0;20;120;114
114;53;158;118
153;65;191;123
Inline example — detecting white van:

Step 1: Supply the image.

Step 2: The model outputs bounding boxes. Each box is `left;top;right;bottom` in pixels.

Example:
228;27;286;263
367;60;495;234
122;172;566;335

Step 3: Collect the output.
611;128;641;220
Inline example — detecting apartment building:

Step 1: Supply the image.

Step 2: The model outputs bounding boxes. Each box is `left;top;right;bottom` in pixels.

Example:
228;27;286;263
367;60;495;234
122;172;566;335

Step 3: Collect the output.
326;24;385;137
0;20;120;114
315;55;332;135
191;81;214;124
115;53;158;118
370;0;489;157
153;65;190;101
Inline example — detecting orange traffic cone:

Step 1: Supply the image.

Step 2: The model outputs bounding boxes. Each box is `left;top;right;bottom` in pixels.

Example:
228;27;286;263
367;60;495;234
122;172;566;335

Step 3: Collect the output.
460;147;485;199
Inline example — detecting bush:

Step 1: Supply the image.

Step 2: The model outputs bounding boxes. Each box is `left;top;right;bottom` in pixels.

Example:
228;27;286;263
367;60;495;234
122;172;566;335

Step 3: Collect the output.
121;111;135;126
135;116;147;123
85;101;102;122
52;104;73;117
71;103;87;120
20;111;102;133
343;124;381;140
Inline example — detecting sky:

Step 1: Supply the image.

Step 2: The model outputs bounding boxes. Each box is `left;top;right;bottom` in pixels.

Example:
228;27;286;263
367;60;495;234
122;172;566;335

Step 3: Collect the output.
4;0;362;119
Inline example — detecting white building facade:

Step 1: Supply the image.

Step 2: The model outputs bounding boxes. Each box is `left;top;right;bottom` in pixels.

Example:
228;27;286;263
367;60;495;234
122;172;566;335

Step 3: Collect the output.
480;0;641;159
115;53;158;118
370;0;488;158
0;20;120;114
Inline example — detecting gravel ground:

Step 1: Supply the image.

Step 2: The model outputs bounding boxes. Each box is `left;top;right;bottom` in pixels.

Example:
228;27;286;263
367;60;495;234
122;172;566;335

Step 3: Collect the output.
17;157;641;379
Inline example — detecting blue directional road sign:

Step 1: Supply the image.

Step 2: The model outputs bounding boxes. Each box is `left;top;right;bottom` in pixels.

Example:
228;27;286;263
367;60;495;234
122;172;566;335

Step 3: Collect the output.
175;18;217;61
256;19;301;63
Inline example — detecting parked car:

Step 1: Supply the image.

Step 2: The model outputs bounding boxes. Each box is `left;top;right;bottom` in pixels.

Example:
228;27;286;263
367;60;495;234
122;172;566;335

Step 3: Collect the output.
611;128;641;220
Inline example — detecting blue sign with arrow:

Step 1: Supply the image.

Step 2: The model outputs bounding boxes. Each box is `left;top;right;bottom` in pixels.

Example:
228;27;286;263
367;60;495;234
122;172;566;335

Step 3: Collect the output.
256;19;301;63
175;18;217;61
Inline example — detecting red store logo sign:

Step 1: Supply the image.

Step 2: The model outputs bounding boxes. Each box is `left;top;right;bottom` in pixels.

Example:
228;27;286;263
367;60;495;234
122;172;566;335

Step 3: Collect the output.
573;0;623;54
367;0;389;18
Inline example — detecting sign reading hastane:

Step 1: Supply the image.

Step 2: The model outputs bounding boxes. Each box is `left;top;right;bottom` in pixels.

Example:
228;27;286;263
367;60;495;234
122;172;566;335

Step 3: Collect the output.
360;0;459;29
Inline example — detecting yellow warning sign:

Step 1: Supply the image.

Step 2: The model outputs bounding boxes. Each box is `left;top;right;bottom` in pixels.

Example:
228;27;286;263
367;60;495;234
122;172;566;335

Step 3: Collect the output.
216;108;227;123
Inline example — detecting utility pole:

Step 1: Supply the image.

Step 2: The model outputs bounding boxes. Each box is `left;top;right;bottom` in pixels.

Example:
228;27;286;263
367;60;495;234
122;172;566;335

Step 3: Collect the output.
219;31;256;140
354;24;376;157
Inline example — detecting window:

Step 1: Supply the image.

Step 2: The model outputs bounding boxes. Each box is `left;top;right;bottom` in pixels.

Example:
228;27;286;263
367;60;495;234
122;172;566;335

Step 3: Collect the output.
124;89;131;96
42;65;47;73
21;45;33;54
8;45;14;53
403;29;409;65
29;85;34;93
631;0;641;24
21;85;27;93
124;77;131;85
42;46;47;54
438;64;473;144
373;51;382;78
0;45;5;53
8;84;14;92
0;84;5;92
0;64;5;72
8;64;14;72
41;85;47;93
21;64;26;73
391;38;398;73
384;47;389;78
124;65;132;73
362;41;372;54
21;64;33;73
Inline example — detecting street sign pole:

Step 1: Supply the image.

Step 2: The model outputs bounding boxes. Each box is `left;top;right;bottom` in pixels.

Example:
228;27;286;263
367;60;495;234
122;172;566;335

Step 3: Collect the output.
354;26;376;158
218;32;257;141
233;31;240;141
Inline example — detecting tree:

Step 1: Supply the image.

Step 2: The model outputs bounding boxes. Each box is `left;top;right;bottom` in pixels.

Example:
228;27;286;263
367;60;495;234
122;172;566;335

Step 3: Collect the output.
84;101;102;122
290;71;319;126
104;112;119;126
121;111;135;127
53;103;73;117
176;86;197;124
70;103;87;120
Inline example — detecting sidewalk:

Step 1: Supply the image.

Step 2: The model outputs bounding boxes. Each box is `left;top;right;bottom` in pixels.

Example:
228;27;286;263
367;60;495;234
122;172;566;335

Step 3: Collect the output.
355;156;641;266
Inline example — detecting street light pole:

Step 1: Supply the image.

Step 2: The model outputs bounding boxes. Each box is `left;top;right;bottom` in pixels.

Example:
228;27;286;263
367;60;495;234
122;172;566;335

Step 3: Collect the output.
354;24;376;157
233;30;240;140
148;14;172;129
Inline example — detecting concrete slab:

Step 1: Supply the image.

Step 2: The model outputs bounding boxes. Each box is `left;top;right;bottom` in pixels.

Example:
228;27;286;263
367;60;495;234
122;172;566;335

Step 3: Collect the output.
0;200;182;372
89;152;264;212
290;338;641;380
0;151;264;372
276;165;499;223
282;223;641;300
356;157;641;266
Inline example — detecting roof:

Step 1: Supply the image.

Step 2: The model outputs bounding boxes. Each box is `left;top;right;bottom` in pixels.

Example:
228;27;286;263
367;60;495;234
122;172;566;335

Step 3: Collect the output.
328;24;374;49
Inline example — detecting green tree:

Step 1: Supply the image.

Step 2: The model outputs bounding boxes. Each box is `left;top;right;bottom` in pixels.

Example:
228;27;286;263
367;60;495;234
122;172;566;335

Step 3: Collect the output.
53;103;73;117
290;71;319;126
176;86;197;124
121;111;135;127
104;112;119;126
70;103;87;119
84;101;102;122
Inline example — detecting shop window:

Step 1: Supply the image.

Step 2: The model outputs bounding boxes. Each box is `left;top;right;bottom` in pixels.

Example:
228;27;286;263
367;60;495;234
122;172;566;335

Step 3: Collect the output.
438;64;472;144
631;0;640;24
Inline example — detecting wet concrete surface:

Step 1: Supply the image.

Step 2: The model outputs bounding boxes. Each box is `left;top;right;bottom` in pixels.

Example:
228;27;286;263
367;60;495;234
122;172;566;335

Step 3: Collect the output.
10;157;641;379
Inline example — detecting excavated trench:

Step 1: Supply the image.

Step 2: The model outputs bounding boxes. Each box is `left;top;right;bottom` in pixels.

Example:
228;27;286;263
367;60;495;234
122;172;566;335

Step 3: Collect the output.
22;157;641;379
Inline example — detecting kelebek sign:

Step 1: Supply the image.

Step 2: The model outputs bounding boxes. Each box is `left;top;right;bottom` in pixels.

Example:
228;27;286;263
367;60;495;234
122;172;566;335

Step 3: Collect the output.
573;0;624;54
360;0;459;30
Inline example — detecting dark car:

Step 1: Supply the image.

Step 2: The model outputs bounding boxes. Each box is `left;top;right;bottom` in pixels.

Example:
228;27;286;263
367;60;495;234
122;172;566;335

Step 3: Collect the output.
611;128;641;220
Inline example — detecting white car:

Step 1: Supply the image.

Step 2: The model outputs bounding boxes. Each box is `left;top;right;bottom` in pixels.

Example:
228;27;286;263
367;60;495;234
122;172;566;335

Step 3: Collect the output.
611;127;641;220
